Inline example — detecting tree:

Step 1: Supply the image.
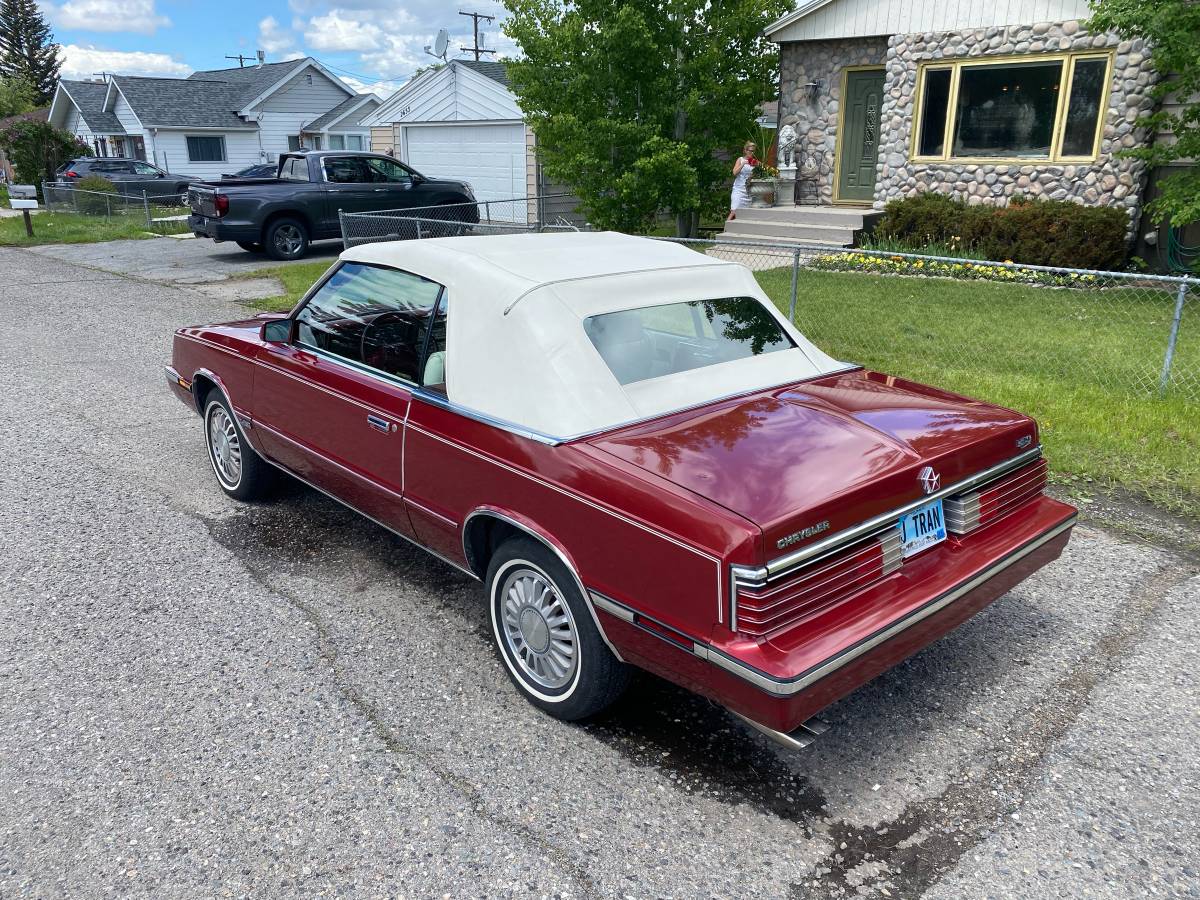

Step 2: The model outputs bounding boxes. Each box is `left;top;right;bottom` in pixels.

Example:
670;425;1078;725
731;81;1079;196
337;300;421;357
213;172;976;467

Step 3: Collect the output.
0;0;61;105
0;73;34;116
503;0;788;236
1088;0;1200;226
0;117;86;189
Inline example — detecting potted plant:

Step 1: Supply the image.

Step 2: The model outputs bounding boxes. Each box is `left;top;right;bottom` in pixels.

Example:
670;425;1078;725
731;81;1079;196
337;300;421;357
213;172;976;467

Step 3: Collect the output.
750;164;780;206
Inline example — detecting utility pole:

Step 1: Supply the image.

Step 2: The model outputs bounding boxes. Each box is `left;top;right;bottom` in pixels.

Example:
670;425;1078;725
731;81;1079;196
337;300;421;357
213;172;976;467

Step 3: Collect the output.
458;10;496;61
225;53;254;67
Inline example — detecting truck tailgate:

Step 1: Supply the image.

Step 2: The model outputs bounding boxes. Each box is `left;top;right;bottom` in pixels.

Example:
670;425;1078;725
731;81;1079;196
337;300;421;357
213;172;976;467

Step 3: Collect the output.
189;185;218;218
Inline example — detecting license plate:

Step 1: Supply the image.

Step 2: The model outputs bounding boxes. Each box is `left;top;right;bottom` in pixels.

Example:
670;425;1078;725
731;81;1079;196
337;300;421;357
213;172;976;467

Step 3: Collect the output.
899;499;946;558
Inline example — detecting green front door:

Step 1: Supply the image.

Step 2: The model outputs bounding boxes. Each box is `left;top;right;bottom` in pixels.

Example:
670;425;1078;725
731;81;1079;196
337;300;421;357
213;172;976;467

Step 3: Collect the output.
836;69;885;203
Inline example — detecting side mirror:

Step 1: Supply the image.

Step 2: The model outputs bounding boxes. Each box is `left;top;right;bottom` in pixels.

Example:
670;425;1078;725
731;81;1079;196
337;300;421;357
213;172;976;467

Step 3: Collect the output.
157;172;165;178
262;319;291;343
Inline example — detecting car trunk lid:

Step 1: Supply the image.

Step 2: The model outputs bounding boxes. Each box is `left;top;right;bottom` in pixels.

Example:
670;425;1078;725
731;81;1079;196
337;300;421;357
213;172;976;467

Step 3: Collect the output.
587;369;1038;559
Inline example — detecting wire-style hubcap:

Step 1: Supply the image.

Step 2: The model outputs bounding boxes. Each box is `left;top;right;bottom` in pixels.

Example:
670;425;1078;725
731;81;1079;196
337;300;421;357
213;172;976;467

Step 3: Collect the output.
500;568;577;690
274;225;302;256
208;406;241;488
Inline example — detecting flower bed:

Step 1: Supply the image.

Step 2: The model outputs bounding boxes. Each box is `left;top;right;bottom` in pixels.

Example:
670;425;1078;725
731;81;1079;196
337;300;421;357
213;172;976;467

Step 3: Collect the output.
809;251;1101;288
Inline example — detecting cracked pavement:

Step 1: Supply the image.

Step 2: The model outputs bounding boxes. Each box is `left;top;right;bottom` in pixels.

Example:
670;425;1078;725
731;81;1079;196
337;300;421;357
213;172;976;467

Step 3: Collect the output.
1;243;1197;899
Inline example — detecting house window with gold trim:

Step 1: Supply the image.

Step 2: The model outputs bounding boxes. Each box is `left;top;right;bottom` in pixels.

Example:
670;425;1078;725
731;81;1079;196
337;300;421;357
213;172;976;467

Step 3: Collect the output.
912;53;1113;163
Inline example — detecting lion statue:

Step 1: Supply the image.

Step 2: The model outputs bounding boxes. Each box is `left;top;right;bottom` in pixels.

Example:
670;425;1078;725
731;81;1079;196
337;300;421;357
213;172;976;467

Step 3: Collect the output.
777;124;798;169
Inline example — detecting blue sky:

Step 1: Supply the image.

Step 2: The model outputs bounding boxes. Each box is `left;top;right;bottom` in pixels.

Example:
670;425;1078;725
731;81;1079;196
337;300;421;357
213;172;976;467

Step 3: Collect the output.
48;0;516;95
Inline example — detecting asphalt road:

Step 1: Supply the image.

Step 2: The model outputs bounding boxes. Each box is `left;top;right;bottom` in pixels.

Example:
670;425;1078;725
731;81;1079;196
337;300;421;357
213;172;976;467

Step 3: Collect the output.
1;243;1197;900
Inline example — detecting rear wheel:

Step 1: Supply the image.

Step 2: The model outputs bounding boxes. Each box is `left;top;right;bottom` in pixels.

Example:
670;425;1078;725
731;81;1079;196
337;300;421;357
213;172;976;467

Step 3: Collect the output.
202;392;274;501
487;537;630;720
236;240;263;253
264;217;309;261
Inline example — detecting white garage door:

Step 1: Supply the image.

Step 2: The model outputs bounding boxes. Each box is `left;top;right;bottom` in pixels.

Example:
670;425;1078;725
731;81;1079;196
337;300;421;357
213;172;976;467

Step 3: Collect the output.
405;123;525;212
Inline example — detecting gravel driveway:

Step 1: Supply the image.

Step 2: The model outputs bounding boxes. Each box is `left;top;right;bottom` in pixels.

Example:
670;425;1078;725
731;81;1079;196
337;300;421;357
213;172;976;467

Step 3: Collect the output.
1;245;1197;899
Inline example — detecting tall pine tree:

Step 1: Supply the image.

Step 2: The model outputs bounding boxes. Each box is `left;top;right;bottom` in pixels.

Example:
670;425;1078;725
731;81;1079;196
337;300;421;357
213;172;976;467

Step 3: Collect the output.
0;0;60;105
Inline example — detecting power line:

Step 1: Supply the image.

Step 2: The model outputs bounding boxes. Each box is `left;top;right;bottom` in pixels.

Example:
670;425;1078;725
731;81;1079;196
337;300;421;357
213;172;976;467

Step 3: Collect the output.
458;10;496;61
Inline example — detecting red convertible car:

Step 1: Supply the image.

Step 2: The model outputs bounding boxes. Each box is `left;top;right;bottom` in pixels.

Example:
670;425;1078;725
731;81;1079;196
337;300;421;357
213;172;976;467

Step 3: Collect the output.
166;232;1075;749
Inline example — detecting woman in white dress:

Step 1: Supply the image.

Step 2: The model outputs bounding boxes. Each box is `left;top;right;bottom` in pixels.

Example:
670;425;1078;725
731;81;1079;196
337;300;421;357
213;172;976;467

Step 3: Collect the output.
728;141;757;221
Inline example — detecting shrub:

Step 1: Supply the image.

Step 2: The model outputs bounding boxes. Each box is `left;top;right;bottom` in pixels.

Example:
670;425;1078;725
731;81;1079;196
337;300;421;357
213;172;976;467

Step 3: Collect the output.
874;193;1129;270
74;174;118;215
0;117;89;192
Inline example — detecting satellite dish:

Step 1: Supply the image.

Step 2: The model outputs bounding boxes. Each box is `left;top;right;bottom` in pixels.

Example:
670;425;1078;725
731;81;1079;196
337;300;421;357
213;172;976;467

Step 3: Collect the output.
433;29;449;59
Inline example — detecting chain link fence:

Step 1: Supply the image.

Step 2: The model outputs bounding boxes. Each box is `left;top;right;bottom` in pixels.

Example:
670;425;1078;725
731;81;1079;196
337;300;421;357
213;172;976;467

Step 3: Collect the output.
339;194;584;248
41;181;189;228
661;237;1198;402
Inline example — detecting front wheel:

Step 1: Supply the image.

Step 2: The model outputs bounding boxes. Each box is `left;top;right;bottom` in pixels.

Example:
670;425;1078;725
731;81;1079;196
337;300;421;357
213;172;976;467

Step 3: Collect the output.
487;537;630;720
203;392;275;501
264;217;309;261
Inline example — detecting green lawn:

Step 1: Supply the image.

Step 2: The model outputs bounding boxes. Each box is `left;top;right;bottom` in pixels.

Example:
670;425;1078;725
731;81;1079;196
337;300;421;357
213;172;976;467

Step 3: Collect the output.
236;257;1200;517
236;260;333;312
759;266;1199;516
0;210;190;246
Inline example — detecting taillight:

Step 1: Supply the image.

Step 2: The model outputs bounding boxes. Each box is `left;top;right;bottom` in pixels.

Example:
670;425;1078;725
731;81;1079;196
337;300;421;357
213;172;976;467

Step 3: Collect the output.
214;193;229;216
65;170;79;178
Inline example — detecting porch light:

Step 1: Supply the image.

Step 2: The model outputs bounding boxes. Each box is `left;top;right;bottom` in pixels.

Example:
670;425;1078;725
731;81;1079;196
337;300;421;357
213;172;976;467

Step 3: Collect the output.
802;80;822;103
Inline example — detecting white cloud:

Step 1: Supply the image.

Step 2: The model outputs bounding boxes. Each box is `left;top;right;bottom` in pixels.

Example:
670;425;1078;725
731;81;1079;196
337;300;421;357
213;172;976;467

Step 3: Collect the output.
257;16;295;55
337;74;402;99
59;43;190;79
304;10;385;52
54;0;169;35
289;1;516;83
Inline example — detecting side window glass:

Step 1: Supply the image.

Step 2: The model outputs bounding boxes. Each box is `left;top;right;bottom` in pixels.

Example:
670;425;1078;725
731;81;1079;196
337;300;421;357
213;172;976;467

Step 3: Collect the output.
279;158;310;182
363;157;411;184
132;162;160;175
295;263;444;383
323;157;363;183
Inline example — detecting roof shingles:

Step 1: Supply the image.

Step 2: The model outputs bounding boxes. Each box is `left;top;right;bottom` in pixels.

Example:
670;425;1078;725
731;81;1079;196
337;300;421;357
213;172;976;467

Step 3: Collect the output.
59;60;369;135
60;80;125;133
111;76;250;128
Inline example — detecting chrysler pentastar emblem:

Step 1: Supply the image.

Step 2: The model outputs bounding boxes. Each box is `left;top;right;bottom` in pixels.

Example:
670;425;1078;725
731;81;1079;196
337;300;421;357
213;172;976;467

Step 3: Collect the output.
777;519;830;550
918;466;940;495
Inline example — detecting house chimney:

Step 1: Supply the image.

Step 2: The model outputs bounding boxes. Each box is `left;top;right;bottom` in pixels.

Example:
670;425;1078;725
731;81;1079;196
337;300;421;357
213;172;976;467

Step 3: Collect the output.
256;49;265;67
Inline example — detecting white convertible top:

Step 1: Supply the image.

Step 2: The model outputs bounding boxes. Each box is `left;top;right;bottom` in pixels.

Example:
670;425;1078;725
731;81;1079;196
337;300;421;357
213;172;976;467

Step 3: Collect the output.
341;231;845;439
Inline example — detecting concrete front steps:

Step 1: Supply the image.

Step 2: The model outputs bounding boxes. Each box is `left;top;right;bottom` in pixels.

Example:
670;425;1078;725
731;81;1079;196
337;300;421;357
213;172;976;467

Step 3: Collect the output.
707;205;883;269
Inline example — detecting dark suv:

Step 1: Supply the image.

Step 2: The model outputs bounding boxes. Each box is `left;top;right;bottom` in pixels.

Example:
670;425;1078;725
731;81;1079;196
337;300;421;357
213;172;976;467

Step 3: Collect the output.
56;158;197;203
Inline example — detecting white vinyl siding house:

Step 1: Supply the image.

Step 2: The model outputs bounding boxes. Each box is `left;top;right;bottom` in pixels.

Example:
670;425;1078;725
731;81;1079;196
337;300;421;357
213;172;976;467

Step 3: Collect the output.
366;61;531;205
48;58;374;179
257;67;354;155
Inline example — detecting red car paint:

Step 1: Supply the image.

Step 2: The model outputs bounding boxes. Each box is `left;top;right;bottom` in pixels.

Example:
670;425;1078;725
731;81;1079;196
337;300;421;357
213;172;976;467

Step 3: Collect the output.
168;313;1076;737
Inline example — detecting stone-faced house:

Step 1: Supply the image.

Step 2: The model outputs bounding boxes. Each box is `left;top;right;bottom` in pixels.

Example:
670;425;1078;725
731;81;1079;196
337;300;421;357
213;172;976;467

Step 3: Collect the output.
764;0;1156;237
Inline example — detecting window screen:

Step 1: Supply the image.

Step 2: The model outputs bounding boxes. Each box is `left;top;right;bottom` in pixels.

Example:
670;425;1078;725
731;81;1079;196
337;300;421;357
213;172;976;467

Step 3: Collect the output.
583;298;796;386
186;136;226;162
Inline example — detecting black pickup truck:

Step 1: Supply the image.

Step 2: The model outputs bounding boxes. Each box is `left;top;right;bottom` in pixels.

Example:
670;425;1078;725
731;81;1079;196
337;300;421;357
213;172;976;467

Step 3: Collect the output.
188;151;478;260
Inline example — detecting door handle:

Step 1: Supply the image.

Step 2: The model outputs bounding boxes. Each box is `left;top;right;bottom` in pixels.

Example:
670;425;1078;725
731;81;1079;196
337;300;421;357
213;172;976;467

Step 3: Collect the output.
367;414;395;433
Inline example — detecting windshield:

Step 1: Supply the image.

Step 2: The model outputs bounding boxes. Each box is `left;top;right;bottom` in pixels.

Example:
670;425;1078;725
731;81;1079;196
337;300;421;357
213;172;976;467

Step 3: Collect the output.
583;297;797;386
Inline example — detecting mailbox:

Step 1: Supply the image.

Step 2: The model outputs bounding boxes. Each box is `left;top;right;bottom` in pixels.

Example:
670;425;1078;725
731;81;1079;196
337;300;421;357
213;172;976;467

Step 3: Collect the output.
8;184;37;200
